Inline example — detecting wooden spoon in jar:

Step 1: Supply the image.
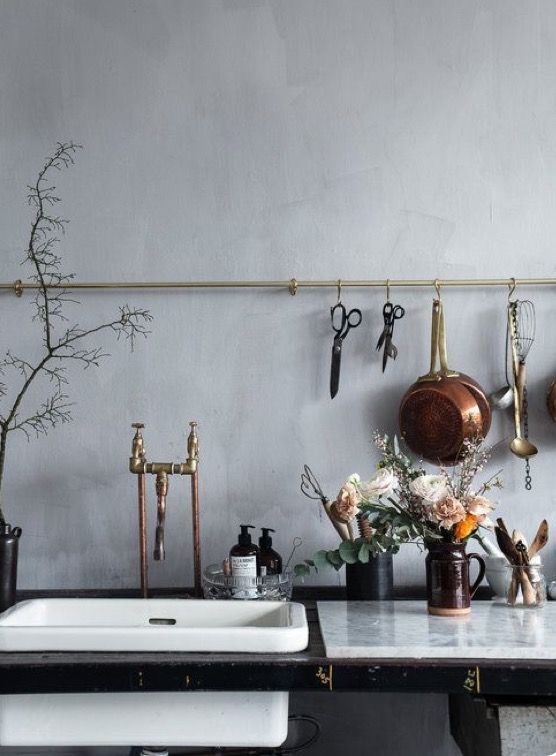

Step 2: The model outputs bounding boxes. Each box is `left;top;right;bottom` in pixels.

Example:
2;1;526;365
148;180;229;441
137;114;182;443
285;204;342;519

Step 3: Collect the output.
529;520;549;559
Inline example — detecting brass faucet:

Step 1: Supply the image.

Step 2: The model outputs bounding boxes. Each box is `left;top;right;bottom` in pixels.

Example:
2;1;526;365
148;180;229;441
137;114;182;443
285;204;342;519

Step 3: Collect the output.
129;421;201;597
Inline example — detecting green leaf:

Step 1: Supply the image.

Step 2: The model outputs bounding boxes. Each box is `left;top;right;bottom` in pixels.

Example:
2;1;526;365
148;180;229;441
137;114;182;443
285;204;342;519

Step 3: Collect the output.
338;540;359;564
358;542;370;563
326;549;344;568
313;550;330;570
294;564;310;577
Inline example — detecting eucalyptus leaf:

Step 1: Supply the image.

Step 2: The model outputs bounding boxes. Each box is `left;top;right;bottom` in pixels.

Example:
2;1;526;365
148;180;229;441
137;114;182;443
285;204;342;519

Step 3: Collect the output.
338;540;359;564
358;542;370;563
313;550;330;570
327;550;344;569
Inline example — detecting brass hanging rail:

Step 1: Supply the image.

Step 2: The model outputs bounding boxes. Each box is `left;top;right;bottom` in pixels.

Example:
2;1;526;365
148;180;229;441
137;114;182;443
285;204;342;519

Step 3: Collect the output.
5;276;556;298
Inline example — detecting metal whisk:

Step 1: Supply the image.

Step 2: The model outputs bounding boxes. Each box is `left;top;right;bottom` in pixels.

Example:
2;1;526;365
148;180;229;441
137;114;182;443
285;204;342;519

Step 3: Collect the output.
514;299;536;363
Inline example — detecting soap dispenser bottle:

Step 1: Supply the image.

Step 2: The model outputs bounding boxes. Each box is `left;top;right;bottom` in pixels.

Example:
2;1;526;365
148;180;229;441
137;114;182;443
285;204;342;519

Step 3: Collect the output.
259;528;283;575
230;525;260;579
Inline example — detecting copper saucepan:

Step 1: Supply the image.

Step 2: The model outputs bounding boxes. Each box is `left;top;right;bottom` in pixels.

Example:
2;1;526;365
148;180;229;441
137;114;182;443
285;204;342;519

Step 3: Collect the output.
399;300;490;464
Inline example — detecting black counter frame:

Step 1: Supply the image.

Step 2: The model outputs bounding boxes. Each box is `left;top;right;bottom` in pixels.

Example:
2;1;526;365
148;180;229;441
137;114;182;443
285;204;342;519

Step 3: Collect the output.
1;593;555;698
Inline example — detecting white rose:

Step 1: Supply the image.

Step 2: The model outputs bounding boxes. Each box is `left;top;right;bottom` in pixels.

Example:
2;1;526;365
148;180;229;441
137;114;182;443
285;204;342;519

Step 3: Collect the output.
358;468;397;499
409;474;450;503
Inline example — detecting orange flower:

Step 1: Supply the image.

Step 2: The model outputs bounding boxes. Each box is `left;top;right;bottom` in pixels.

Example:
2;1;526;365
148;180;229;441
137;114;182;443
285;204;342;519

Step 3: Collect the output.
454;513;479;541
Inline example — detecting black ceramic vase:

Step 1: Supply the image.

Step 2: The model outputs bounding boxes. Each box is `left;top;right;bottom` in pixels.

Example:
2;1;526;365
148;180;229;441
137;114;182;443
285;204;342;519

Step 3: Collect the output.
345;553;394;600
0;523;22;613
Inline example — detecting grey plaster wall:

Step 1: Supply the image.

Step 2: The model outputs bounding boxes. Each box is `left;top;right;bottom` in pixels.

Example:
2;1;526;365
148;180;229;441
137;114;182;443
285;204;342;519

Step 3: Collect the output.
0;0;555;593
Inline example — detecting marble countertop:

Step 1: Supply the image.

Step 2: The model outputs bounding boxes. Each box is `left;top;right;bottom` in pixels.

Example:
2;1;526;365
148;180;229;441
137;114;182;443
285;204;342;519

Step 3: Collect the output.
317;601;556;659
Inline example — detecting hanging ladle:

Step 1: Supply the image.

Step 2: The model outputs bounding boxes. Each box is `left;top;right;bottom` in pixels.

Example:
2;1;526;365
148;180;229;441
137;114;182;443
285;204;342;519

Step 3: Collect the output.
508;303;538;459
490;306;513;410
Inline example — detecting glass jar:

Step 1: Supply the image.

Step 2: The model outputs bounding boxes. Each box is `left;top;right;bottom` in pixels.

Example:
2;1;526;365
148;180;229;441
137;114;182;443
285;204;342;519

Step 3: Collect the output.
506;564;546;608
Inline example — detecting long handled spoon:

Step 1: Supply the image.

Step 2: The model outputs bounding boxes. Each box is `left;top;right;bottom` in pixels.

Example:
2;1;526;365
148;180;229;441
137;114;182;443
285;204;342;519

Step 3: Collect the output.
490;310;514;409
508;305;538;458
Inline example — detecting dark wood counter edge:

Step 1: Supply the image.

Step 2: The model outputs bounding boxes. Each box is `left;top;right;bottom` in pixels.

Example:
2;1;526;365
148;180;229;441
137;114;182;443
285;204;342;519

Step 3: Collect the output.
1;593;556;696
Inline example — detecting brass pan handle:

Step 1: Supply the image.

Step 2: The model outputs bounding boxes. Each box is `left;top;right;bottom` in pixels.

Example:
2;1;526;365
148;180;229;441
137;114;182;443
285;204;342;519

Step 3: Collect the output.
437;300;459;378
418;299;441;382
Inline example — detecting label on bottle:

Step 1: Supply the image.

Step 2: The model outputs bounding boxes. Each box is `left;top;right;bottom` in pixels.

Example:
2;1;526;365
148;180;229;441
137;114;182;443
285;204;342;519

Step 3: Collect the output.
231;555;257;577
230;555;258;598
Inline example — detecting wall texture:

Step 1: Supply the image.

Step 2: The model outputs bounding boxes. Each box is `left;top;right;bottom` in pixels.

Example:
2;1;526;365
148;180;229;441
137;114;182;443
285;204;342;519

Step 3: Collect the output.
0;0;555;593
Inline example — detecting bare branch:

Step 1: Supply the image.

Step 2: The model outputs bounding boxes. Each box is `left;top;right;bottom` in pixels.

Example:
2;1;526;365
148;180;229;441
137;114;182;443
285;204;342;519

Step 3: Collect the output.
8;392;73;440
0;142;151;515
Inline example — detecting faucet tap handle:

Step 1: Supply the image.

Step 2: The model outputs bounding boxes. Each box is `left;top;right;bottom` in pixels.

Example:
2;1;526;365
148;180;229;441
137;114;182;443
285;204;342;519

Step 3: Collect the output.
131;422;146;460
187;421;199;464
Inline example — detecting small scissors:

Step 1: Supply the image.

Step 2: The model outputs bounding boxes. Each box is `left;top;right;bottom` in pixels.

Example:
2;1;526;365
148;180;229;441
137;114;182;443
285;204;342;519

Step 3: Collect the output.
376;301;405;372
330;299;362;398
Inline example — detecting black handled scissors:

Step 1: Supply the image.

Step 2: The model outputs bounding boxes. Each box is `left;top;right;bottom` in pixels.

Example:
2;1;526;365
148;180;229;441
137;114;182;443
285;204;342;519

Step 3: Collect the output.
376;301;405;372
330;302;362;398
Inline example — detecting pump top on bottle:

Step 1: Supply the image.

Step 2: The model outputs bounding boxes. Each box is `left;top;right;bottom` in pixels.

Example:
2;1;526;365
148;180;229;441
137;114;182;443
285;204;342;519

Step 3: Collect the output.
259;527;283;575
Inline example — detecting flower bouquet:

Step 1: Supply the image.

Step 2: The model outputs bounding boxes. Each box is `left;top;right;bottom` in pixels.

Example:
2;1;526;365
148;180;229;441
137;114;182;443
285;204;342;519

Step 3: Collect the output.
295;465;403;581
358;433;502;546
297;435;501;609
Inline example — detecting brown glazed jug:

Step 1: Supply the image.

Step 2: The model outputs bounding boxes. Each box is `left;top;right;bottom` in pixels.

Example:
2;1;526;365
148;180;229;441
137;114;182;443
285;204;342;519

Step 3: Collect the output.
425;542;485;616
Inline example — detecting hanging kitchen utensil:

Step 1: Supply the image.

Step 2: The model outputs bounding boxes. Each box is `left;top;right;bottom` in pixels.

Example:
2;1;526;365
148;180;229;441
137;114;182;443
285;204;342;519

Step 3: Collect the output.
432;292;491;436
508;300;537;481
399;297;489;464
375;281;405;372
376;302;405;372
514;299;536;481
329;282;362;399
547;378;556;422
490;305;514;410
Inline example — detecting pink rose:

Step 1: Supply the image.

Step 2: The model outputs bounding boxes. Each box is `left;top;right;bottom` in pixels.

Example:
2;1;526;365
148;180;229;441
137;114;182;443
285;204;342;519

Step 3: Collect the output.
431;496;466;529
465;495;495;526
330;482;361;523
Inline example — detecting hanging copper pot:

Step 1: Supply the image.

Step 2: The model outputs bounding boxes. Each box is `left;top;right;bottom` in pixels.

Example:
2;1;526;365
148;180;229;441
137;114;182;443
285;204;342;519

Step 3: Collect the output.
399;299;490;464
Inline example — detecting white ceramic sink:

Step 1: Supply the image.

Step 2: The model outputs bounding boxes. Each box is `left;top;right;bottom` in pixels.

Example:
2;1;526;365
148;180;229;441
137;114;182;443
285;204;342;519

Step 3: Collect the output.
0;598;308;652
0;598;308;747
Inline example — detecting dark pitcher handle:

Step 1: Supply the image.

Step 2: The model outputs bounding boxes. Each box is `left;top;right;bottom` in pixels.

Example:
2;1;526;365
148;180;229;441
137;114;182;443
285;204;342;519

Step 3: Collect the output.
467;553;486;598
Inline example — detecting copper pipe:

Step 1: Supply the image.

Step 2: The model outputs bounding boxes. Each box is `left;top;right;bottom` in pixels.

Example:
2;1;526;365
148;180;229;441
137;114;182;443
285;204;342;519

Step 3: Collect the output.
191;471;201;597
138;472;148;598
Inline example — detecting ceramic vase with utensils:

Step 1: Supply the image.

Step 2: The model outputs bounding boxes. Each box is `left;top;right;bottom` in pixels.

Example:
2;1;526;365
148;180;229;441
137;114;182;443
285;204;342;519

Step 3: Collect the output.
425;542;485;616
